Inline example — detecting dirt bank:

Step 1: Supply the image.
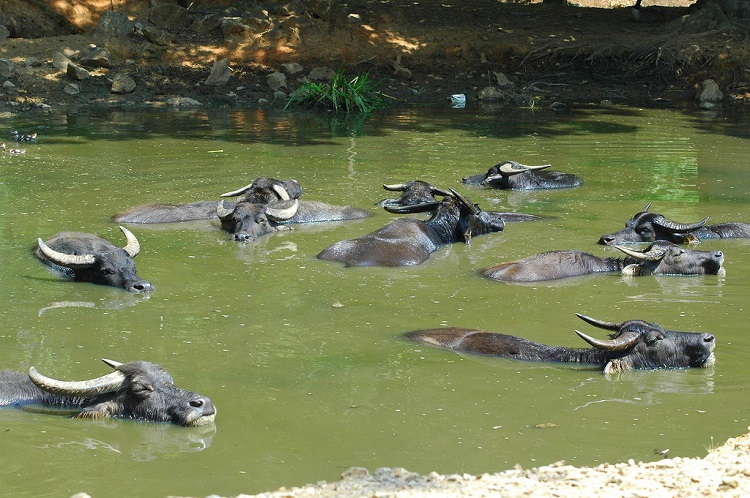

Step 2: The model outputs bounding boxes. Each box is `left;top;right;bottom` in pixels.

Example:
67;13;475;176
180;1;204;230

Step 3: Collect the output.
241;428;750;497
1;0;749;113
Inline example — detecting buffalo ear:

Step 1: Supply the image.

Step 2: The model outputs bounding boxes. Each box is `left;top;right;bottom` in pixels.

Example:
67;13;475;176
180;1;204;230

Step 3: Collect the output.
672;233;700;244
75;403;115;420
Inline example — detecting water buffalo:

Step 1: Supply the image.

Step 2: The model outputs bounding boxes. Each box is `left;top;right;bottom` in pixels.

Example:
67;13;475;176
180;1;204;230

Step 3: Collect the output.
483;240;724;283
113;177;302;224
462;160;582;190
598;203;750;245
378;180;543;222
317;189;505;267
35;226;155;293
0;359;216;426
406;313;716;375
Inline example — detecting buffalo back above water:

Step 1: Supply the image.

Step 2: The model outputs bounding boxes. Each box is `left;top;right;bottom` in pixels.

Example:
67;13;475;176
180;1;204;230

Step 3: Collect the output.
483;241;724;283
317;192;505;267
598;203;750;245
406;314;716;374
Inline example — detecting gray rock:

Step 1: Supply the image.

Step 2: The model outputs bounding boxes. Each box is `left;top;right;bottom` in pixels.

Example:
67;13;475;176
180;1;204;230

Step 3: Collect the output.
24;57;42;67
64;83;80;95
3;80;16;92
166;97;202;107
494;72;513;87
149;3;191;32
53;52;71;71
221;18;251;37
0;58;13;78
111;74;136;94
0;25;10;41
66;62;91;81
94;11;134;38
192;14;223;35
204;59;232;86
281;63;304;75
478;86;504;100
266;71;287;91
79;46;111;69
142;25;174;46
308;66;335;82
698;79;723;109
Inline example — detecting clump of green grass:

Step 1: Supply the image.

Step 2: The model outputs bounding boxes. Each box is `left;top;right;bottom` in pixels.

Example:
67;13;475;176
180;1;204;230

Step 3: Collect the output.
285;68;386;113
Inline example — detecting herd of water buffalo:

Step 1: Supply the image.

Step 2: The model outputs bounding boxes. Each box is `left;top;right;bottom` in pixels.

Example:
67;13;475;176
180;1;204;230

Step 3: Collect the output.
5;159;746;426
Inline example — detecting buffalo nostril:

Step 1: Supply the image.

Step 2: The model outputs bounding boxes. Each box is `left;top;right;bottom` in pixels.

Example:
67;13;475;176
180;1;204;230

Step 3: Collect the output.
715;251;723;258
190;398;204;408
599;236;614;245
705;334;716;343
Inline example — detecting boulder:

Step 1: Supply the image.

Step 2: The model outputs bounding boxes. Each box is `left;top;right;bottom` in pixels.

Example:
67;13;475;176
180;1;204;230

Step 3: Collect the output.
281;63;304;76
52;52;71;70
267;71;287;91
149;3;191;32
204;59;232;86
94;11;133;38
79;46;111;69
67;62;91;80
111;74;136;94
308;66;335;82
697;79;723;109
0;58;13;78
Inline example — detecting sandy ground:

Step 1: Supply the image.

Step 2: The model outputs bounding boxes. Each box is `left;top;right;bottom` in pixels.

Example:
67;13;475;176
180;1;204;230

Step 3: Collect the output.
238;429;750;497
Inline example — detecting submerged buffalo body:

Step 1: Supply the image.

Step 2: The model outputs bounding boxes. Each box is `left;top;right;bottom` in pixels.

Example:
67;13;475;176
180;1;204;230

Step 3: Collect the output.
35;227;154;293
0;359;216;426
407;313;716;374
483;240;724;283
462;160;582;190
318;190;505;267
379;180;543;222
598;203;750;245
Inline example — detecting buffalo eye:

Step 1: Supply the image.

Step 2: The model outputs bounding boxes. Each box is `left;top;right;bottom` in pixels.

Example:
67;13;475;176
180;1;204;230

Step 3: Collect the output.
99;267;115;276
645;332;665;346
131;381;154;396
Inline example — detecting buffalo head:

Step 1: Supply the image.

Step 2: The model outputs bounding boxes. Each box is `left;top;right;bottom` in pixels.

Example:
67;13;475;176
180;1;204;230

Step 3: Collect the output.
615;240;724;277
35;227;154;293
378;180;452;213
23;359;216;426
216;198;298;241
220;177;302;204
598;203;709;245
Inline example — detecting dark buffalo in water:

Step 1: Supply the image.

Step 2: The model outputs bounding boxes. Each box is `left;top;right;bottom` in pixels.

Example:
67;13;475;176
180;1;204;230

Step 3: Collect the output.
318;189;505;267
0;359;216;426
378;180;543;222
598;203;750;245
113;177;303;224
462;160;582;190
406;313;716;375
35;226;154;293
483;240;724;283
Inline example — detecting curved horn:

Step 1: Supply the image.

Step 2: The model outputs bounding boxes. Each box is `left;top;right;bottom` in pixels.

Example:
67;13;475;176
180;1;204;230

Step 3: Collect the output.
119;226;140;258
216;200;235;219
28;365;126;397
266;199;299;221
498;162;551;175
575;329;641;351
271;184;290;201
642;202;652;212
37;238;96;268
383;183;408;192
430;186;453;197
615;244;666;261
652;215;708;232
448;188;479;215
100;358;124;369
220;183;253;198
574;313;621;331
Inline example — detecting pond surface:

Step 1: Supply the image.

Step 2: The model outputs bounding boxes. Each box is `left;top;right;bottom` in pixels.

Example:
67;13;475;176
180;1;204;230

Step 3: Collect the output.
1;104;749;497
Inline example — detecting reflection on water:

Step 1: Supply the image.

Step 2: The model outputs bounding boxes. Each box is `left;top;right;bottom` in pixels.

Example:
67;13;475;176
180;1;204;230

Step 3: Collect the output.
1;106;749;497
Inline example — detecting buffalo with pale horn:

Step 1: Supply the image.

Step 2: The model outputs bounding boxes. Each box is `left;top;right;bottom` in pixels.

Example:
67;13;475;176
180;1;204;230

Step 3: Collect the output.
598;203;750;245
406;313;716;375
35;227;154;293
462;160;582;190
0;359;216;426
378;180;544;222
318;189;505;267
483;240;725;283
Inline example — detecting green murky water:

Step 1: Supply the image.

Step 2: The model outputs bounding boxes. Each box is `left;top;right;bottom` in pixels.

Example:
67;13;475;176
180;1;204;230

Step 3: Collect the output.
1;106;749;497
